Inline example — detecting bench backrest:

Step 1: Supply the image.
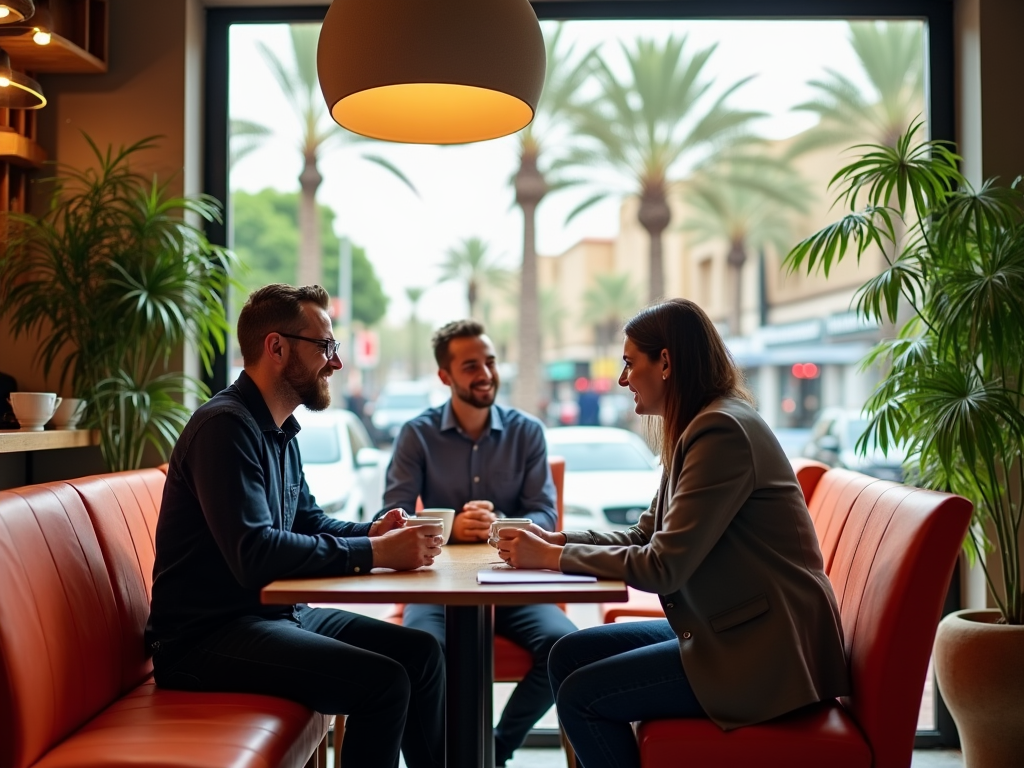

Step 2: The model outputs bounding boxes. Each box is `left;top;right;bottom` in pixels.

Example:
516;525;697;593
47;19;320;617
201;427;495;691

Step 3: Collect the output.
0;483;126;768
67;470;166;690
829;481;970;767
0;469;167;768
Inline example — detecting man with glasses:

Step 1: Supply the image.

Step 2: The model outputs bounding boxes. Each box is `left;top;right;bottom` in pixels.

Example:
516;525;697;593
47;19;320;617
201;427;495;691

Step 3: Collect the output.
147;284;444;768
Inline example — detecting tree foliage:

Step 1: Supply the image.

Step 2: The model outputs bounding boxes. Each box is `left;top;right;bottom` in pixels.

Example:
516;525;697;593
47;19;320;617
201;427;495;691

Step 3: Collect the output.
231;188;387;326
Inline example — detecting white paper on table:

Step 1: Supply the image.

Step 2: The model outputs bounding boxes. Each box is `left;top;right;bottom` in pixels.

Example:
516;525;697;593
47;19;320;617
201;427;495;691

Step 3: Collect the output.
476;569;597;584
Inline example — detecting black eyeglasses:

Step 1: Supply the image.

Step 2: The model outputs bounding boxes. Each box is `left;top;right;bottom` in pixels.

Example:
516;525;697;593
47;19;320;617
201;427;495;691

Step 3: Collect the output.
278;332;342;359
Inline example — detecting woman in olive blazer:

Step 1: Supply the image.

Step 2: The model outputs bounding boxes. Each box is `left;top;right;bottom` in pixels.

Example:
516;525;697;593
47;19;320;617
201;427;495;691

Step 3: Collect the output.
497;299;849;768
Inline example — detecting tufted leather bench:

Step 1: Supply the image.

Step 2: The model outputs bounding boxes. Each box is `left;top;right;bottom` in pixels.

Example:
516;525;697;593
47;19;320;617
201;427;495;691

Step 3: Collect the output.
0;469;330;768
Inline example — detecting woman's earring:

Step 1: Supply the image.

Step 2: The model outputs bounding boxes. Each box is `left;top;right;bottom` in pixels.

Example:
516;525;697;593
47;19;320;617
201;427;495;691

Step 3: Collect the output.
662;373;667;380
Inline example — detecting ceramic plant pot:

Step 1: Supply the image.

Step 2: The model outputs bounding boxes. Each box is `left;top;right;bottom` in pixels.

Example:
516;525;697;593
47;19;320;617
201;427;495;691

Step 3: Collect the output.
934;609;1024;768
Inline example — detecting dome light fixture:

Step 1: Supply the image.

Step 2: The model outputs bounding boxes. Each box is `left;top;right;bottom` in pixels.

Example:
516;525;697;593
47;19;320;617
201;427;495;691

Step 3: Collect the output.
0;1;34;25
316;0;546;145
0;47;45;109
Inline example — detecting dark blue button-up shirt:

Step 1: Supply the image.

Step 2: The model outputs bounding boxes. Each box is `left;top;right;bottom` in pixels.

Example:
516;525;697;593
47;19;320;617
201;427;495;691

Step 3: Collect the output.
381;401;556;531
147;371;374;647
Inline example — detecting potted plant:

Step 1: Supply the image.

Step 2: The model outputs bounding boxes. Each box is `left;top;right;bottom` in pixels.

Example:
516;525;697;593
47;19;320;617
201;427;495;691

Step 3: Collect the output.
0;136;235;471
784;121;1023;767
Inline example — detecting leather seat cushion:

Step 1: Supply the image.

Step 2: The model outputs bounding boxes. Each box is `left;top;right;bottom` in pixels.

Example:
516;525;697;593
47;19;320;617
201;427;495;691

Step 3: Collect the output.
494;634;533;681
636;702;872;768
33;680;330;768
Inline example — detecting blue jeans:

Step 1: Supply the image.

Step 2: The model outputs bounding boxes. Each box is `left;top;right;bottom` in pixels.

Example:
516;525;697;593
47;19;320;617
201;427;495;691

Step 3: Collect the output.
153;605;444;768
404;602;577;765
548;620;706;768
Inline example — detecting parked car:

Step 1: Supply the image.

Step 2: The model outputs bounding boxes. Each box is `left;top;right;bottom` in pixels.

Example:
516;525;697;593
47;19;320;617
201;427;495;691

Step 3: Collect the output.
293;406;386;521
802;407;906;482
370;381;446;441
546;426;662;532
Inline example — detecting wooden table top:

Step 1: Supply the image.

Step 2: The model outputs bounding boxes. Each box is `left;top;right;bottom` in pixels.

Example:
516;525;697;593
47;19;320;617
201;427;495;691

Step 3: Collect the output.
261;543;628;606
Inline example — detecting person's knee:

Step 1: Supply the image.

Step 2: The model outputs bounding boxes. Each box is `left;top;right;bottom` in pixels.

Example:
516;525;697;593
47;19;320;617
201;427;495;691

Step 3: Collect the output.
547;633;578;688
401;626;445;681
554;668;589;718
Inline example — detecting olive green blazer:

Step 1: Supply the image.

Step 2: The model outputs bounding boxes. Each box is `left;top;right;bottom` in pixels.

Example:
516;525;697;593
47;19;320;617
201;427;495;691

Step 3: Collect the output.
560;396;849;730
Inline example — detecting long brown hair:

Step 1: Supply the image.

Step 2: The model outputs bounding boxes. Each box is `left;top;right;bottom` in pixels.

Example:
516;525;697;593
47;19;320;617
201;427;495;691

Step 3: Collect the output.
624;298;753;467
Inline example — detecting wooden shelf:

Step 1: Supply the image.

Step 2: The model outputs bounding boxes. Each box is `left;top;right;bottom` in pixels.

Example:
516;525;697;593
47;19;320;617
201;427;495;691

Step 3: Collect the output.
0;0;108;74
0;130;46;168
0;429;100;453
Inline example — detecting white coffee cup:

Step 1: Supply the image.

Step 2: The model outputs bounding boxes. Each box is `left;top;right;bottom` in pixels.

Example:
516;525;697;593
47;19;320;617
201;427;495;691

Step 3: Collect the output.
419;508;455;544
49;398;87;430
9;392;62;432
403;516;444;541
488;518;532;548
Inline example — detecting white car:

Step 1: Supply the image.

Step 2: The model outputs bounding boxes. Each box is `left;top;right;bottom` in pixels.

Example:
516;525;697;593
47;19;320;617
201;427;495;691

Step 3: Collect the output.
293;407;386;522
546;426;662;533
370;381;447;441
802;407;907;482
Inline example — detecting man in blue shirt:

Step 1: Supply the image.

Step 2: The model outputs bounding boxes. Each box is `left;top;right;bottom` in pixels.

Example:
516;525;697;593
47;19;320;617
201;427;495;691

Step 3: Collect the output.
147;284;444;768
382;319;577;766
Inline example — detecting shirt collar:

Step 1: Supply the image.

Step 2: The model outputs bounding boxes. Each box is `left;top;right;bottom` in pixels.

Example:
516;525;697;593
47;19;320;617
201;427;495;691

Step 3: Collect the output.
234;370;301;439
440;399;504;435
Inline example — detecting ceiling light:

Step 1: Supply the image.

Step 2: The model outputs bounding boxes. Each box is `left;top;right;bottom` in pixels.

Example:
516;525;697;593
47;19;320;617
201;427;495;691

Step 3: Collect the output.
317;0;546;145
0;47;45;109
0;1;34;25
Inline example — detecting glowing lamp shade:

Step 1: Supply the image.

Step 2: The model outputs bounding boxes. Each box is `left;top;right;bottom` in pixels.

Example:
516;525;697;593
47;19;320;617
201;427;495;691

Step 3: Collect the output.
0;48;44;109
317;0;545;145
0;1;34;25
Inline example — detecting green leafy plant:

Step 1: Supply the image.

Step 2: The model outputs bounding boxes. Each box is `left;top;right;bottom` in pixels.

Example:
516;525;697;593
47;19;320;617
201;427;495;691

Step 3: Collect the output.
784;120;1024;624
0;136;235;471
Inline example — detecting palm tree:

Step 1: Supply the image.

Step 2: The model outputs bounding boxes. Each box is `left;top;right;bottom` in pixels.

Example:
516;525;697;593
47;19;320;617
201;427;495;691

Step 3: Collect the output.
581;273;640;359
511;24;600;416
405;286;426;379
791;21;924;153
681;157;812;336
258;24;417;287
438;237;509;320
567;36;763;302
790;20;925;337
229;119;272;169
540;287;567;353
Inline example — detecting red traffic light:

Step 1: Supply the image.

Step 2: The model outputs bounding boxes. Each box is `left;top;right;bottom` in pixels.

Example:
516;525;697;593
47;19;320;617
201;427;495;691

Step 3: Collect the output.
791;363;820;379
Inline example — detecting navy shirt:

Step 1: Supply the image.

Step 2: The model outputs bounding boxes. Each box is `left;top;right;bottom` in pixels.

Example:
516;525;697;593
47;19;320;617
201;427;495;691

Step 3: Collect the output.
381;401;557;531
146;371;374;648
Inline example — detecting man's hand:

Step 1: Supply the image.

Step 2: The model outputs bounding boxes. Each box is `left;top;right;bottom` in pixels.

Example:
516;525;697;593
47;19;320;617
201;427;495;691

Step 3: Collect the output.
496;527;564;570
370;523;443;570
370;508;408;537
452;500;498;542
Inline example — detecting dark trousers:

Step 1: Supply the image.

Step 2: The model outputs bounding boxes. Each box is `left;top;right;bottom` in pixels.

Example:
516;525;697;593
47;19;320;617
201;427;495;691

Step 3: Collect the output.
404;602;577;765
153;605;444;768
548;620;706;768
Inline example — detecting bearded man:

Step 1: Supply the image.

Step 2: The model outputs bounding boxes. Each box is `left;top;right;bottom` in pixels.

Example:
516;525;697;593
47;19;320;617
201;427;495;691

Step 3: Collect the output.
380;319;577;767
146;284;445;768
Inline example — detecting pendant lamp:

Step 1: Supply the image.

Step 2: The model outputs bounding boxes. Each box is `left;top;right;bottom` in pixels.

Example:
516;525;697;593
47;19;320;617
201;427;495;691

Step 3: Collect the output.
0;47;45;109
317;0;546;145
0;1;34;25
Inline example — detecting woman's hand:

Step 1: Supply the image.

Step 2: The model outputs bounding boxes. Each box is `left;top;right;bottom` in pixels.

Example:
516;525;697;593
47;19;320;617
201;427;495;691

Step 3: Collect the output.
496;528;563;570
370;508;408;537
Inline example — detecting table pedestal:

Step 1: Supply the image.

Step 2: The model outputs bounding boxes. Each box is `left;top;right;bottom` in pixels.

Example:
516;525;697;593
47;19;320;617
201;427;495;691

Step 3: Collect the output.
446;605;495;768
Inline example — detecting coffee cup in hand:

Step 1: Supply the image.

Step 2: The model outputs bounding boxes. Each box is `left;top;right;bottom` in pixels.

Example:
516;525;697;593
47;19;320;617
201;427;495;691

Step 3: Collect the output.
419;508;455;544
488;518;531;548
403;516;444;542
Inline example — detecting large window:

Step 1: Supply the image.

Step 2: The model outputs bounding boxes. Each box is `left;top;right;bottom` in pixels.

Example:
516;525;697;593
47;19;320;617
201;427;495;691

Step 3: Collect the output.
205;1;956;746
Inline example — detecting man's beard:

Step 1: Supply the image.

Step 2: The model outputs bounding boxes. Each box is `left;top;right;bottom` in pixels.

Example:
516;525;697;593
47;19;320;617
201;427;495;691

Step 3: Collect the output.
283;355;332;411
452;376;499;409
